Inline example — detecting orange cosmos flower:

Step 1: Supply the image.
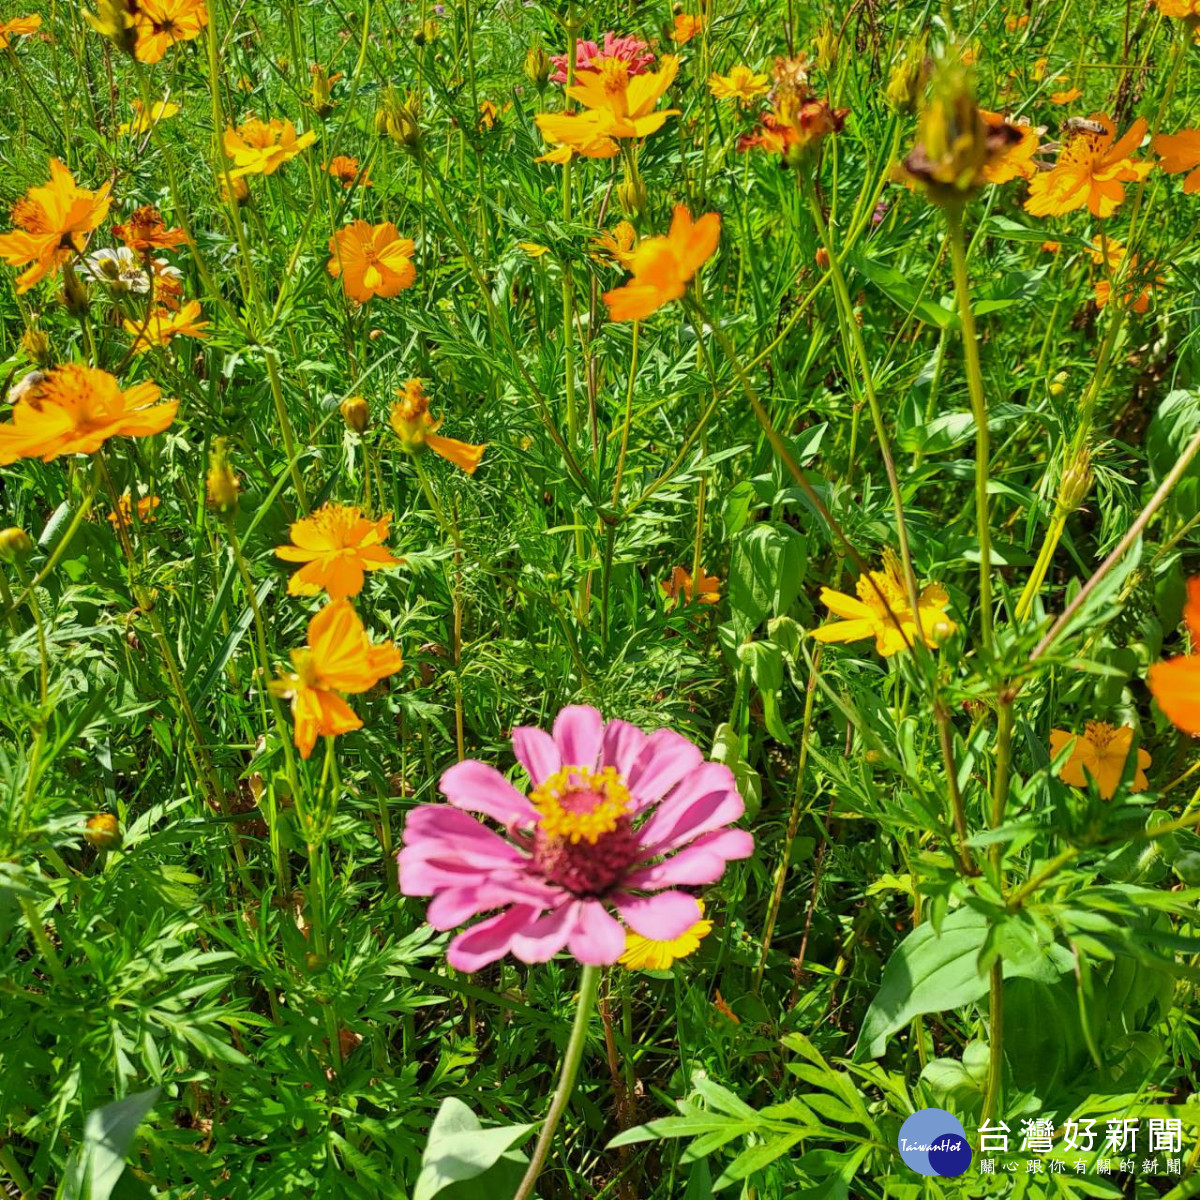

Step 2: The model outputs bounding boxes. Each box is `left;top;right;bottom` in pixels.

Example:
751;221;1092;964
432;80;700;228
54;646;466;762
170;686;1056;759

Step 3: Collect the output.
1154;128;1200;193
708;65;769;106
673;13;705;43
980;110;1043;183
1088;238;1162;314
661;565;721;606
275;505;401;600
118;99;180;135
327;221;416;303
223;117;317;177
1049;722;1150;799
132;0;209;63
108;493;162;529
1025;114;1152;218
536;54;680;159
1157;0;1200;16
390;379;486;475
0;159;112;294
1147;577;1200;733
114;205;188;251
0;365;177;464
0;15;42;48
591;221;638;269
325;156;373;188
1049;87;1082;105
269;600;402;759
124;299;210;353
602;205;720;322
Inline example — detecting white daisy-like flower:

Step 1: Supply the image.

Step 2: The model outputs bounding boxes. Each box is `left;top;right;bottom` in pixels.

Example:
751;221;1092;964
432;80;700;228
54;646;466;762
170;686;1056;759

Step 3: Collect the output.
78;247;151;294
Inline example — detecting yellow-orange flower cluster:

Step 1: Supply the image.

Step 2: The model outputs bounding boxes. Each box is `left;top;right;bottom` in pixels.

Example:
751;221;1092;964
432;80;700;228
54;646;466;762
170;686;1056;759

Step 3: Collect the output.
1025;114;1151;218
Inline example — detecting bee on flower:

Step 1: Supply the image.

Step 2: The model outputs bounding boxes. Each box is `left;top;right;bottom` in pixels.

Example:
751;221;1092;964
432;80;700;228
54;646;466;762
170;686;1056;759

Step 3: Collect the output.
270;600;403;759
1025;113;1152;218
0;159;112;294
0;365;177;464
390;379;486;475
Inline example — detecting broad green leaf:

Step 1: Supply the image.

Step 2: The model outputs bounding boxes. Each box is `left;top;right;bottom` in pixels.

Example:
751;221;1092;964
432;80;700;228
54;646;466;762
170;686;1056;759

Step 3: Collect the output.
60;1088;161;1200
413;1097;533;1200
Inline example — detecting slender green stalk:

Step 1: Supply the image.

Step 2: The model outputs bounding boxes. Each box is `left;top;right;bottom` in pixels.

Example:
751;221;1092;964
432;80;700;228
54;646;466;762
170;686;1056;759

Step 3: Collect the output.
512;964;601;1200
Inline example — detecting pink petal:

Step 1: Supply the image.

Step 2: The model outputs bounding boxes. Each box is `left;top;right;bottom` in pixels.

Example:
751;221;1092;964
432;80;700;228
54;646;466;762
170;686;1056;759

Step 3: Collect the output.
401;807;525;868
447;905;539;972
624;829;755;888
552;705;605;769
510;904;576;963
626;729;705;807
601;719;648;779
635;763;739;846
440;760;539;826
512;725;561;787
566;900;626;965
615;891;701;940
426;880;556;930
639;789;745;857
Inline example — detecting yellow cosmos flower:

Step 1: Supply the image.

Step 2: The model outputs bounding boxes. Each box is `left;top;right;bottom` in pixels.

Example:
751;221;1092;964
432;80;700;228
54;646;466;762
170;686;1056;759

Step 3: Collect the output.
132;0;208;64
223;117;317;178
124;300;210;353
1025;114;1152;218
269;600;403;760
119;99;180;135
591;221;638;269
0;365;177;464
327;221;416;303
1049;722;1150;800
275;505;402;600
621;900;712;970
811;552;955;657
390;379;486;475
0;159;112;293
708;65;769;105
979;110;1043;184
0;14;41;49
565;53;680;135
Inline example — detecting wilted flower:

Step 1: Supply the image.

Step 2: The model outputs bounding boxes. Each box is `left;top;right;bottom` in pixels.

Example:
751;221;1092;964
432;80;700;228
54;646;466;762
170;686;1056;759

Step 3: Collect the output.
310;63;341;115
274;505;401;600
0;365;177;464
739;56;847;167
1088;238;1163;313
0;159;112;293
885;39;926;113
525;44;551;89
1049;723;1150;799
602;206;720;322
270;601;402;760
591;221;638;270
376;89;423;150
341;395;370;433
114;205;187;251
897;61;1024;205
398;705;753;969
390;379;486;475
108;493;161;529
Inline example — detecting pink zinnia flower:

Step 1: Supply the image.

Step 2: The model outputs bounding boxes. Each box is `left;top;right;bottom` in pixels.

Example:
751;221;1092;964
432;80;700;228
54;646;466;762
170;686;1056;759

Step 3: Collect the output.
549;32;656;85
399;706;754;971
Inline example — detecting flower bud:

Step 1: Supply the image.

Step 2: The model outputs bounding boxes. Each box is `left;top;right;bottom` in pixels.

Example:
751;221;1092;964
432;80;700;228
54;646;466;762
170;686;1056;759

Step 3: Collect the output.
340;395;370;434
815;247;830;270
85;812;123;851
0;527;34;563
84;0;138;57
886;48;924;113
60;264;90;317
1049;370;1068;396
206;437;240;515
616;174;647;218
524;44;551;89
378;89;423;151
21;327;51;367
814;28;838;71
1056;447;1093;514
310;63;338;116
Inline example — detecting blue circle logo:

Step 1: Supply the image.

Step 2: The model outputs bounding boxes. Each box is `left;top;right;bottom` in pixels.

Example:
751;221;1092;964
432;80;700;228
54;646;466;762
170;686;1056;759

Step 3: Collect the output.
897;1108;972;1177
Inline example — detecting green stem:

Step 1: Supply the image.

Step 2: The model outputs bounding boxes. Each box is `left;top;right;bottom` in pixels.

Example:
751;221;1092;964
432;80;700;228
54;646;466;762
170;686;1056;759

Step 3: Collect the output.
512;963;601;1200
946;211;993;654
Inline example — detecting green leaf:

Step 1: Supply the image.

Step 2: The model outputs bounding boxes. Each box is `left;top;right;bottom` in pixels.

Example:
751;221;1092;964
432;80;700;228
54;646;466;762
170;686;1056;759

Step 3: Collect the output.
728;523;807;640
60;1088;161;1200
855;908;1074;1059
413;1098;533;1200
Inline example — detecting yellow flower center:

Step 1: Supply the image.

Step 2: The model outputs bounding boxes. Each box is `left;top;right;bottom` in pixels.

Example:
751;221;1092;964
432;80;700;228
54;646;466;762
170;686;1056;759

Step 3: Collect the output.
291;648;320;689
529;765;632;845
1084;720;1118;752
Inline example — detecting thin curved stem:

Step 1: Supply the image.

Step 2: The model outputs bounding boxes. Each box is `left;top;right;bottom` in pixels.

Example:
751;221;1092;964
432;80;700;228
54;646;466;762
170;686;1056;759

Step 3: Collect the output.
512;963;601;1200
